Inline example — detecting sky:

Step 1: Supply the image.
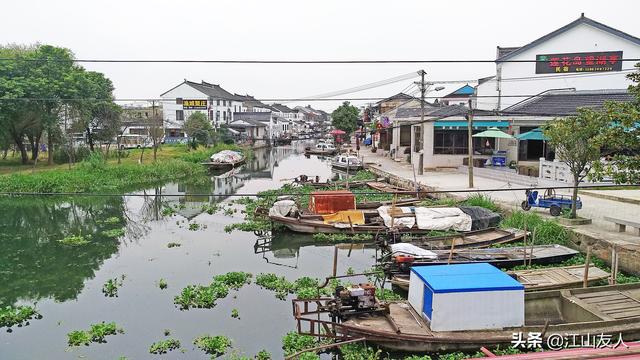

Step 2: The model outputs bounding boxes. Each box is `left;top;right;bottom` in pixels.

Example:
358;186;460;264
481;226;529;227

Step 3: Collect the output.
1;0;638;111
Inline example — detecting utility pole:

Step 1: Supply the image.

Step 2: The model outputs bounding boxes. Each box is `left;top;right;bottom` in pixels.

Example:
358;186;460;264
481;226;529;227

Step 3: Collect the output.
467;98;474;188
415;70;427;175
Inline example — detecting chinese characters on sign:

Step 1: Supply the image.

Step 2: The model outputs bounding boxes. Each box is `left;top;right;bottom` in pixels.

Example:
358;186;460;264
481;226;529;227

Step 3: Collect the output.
511;332;628;350
535;51;623;74
182;99;208;110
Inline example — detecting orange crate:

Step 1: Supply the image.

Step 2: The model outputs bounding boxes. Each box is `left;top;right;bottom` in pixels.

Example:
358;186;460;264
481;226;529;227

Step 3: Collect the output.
308;190;355;214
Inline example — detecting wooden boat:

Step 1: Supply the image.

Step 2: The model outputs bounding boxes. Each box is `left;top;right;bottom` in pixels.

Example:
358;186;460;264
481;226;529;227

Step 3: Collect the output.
201;151;246;170
292;283;640;353
331;155;364;171
468;341;640;359
380;227;528;251
382;244;579;275
366;181;410;193
391;264;610;291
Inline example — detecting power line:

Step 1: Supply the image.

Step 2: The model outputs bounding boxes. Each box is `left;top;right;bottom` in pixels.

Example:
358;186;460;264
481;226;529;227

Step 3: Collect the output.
0;92;633;102
0;183;638;198
0;58;639;64
299;72;418;100
427;68;637;84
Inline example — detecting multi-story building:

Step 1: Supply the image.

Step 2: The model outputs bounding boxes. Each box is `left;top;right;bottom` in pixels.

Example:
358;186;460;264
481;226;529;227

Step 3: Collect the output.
160;80;243;138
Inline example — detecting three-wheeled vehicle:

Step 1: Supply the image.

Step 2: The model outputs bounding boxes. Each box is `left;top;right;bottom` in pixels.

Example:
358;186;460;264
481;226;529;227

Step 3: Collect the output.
521;189;582;216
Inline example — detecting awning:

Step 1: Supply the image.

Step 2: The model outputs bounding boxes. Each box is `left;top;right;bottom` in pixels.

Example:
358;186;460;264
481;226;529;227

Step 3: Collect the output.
434;121;510;130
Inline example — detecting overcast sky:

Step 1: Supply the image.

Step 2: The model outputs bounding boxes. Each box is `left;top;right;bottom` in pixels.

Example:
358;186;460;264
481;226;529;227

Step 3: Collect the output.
2;0;638;111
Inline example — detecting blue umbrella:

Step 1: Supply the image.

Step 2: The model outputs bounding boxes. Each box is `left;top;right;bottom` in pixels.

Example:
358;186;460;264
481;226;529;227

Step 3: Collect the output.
517;128;548;141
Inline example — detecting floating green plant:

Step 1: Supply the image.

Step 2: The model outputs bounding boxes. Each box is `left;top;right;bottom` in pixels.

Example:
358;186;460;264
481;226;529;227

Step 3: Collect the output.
102;228;126;238
312;233;373;243
58;235;89;246
0;305;41;331
231;308;239;319
193;335;231;358
149;338;181;354
158;278;168;290
67;321;123;346
201;203;219;215
174;272;251;310
102;276;125;297
167;242;181;248
188;223;201;231
161;207;176;216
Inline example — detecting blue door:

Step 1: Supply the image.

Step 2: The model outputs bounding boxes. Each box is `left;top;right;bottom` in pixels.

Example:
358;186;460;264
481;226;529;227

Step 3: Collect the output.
423;284;434;320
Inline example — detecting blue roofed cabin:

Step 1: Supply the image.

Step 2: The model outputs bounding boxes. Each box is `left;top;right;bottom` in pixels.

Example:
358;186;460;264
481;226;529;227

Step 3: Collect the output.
408;263;525;331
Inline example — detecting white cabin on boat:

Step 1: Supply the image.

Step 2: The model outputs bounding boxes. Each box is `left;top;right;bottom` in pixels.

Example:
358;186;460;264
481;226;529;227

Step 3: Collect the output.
408;263;524;331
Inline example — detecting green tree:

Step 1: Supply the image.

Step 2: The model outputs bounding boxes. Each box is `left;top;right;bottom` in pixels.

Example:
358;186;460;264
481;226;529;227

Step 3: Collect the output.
183;112;212;149
590;63;640;184
331;101;359;135
544;109;608;218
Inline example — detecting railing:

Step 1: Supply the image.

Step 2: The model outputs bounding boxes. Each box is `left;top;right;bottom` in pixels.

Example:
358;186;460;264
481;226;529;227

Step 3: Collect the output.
291;298;351;341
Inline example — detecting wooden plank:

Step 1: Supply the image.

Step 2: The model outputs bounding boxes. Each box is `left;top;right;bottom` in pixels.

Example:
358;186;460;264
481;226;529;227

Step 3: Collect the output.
574;290;622;299
598;302;640;312
608;310;640;319
580;294;629;303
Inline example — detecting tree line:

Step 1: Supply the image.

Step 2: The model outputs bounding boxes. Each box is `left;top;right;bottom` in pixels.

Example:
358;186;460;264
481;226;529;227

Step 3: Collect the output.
0;44;121;165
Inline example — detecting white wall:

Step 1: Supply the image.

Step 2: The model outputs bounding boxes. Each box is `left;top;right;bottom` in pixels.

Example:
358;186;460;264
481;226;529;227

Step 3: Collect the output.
161;83;242;129
495;23;640;110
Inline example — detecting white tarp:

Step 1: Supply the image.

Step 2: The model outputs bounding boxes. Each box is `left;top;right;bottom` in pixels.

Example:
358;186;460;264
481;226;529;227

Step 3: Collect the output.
269;200;298;217
390;243;438;259
377;206;472;231
377;206;416;229
210;150;244;163
414;207;472;231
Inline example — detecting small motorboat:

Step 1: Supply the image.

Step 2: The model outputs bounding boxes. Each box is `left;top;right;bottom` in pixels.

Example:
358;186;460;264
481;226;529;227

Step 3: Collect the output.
304;143;337;156
331;154;363;171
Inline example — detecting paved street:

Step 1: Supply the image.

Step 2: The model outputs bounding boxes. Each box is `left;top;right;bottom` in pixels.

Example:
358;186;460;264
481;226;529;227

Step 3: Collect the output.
359;150;640;247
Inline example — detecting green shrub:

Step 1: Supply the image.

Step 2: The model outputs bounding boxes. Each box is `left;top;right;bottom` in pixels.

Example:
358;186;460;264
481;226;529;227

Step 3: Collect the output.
500;211;568;245
463;194;501;213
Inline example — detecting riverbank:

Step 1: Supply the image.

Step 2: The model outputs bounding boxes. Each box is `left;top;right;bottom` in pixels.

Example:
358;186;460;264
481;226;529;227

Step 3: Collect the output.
0;143;252;193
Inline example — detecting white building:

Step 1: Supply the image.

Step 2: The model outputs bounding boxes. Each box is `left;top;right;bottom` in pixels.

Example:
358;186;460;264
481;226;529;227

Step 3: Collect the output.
476;14;640;111
160;80;244;138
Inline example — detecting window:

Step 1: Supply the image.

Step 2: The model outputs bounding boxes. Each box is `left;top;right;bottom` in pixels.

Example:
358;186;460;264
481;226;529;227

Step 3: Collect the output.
400;125;411;146
413;125;423;152
176;110;184;121
223;112;227;121
216;111;220;121
223;100;226;106
217;100;220;106
208;110;213;120
433;130;495;155
176;98;183;105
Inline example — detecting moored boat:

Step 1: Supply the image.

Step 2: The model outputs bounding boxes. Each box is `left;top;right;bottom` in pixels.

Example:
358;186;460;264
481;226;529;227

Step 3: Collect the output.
304;143;337;156
381;244;579;275
391;264;610;291
292;282;640;353
331;154;364;171
201;150;246;170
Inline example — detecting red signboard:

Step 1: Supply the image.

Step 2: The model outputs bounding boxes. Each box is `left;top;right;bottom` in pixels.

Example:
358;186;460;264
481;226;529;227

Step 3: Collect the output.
535;51;623;74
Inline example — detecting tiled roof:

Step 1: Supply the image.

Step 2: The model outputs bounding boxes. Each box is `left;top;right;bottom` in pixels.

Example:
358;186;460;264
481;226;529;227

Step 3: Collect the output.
376;92;414;105
182;81;241;100
232;112;272;123
503;89;634;116
270;103;295;113
497;15;640;62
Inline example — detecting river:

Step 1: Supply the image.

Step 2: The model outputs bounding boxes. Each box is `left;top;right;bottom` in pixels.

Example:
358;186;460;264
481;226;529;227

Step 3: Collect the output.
0;142;379;359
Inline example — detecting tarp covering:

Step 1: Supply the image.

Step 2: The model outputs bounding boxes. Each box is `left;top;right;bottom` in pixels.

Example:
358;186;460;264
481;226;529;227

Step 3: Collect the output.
377;206;472;231
210;150;244;163
321;210;365;225
377;206;416;229
390;243;438;259
459;206;502;230
269;200;298;217
414;207;472;231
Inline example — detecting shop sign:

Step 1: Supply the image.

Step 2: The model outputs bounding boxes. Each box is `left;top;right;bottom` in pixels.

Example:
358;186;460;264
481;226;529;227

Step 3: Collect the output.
182;99;208;110
535;51;623;74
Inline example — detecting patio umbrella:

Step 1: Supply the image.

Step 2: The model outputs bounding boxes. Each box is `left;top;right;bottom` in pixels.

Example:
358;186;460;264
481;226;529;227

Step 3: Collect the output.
330;129;346;135
516;128;548;141
472;127;514;139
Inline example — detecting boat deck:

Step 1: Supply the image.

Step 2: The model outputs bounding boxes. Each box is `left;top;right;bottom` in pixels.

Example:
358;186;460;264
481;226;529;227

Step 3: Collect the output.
514;265;609;290
574;289;640;320
346;303;433;336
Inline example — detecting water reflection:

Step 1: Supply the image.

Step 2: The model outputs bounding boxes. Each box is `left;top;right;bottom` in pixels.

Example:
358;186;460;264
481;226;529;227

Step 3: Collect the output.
0;196;128;306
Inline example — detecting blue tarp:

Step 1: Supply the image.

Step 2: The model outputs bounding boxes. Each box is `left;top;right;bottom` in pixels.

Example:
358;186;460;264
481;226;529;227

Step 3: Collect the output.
434;121;509;129
411;263;524;293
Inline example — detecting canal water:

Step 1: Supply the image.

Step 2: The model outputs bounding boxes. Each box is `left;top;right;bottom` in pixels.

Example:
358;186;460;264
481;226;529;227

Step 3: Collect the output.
0;143;379;359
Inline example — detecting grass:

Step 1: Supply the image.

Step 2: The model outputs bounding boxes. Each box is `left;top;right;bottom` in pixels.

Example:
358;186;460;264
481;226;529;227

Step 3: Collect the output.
0;143;252;193
500;211;569;245
193;335;232;358
0;305;41;330
58;234;90;246
67;321;123;346
149;338;181;354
